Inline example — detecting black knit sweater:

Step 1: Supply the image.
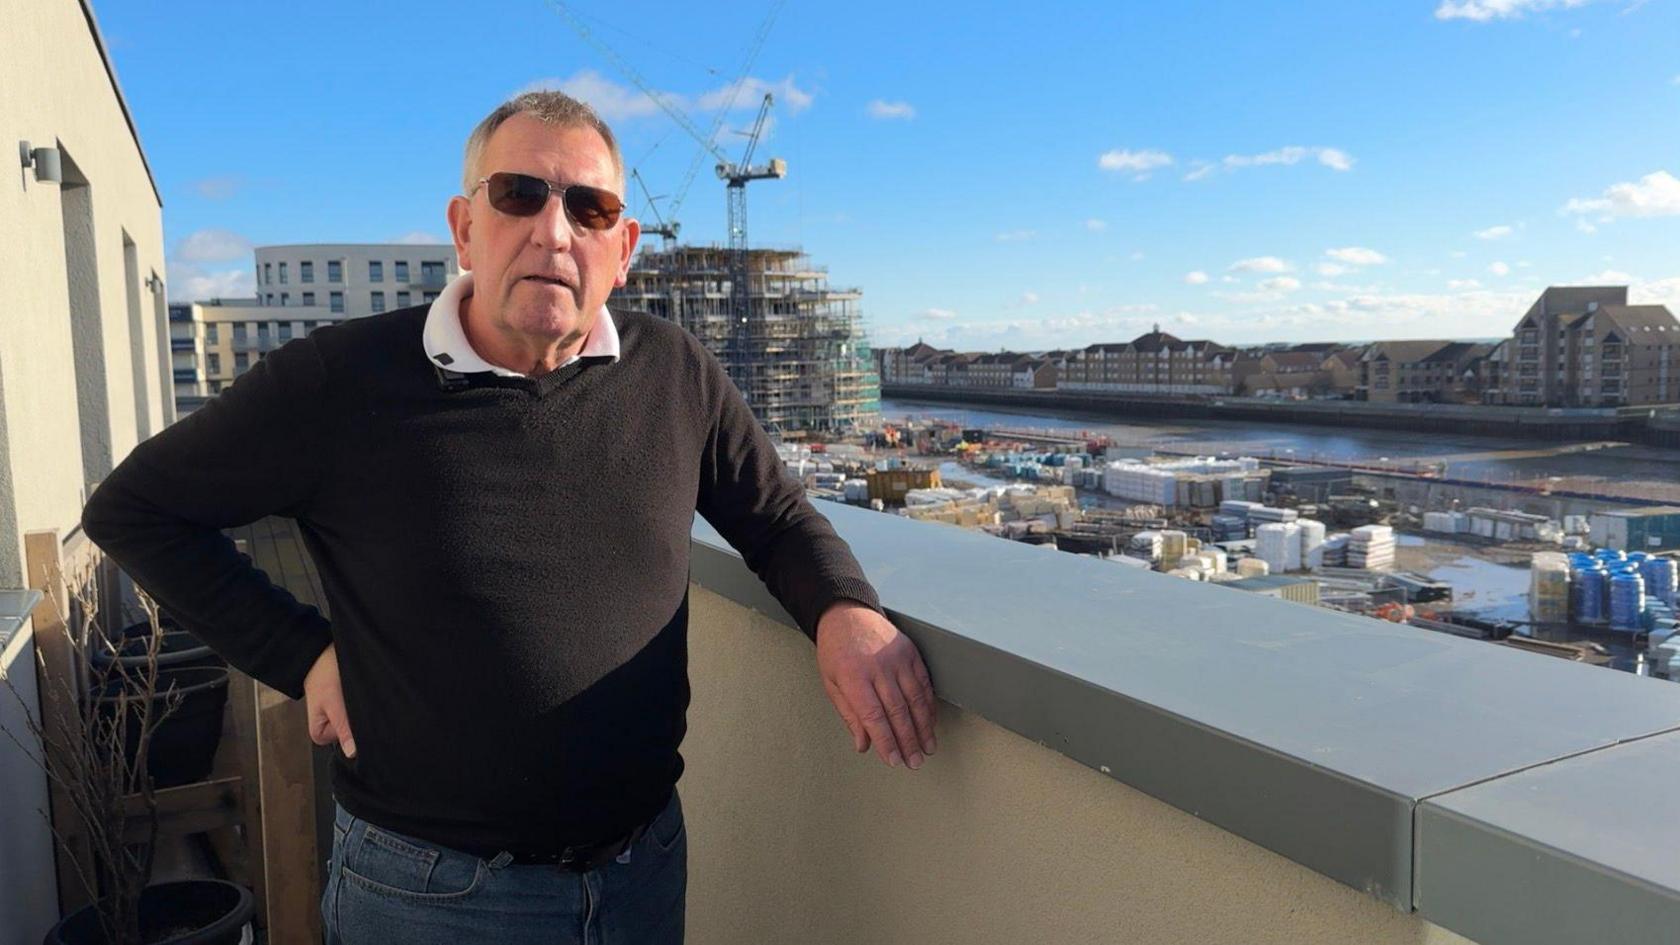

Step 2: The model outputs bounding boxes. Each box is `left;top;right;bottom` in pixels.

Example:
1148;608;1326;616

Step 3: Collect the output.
81;305;882;854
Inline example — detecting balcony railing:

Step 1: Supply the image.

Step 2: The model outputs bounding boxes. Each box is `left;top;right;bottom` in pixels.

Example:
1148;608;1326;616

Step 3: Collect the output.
684;503;1680;945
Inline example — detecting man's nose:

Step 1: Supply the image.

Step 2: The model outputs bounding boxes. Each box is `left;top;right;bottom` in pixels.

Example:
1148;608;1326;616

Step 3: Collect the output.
529;191;575;251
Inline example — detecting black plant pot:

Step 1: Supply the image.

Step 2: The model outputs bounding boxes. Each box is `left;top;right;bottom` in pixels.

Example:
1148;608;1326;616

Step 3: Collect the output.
44;879;254;944
93;620;225;675
96;666;230;789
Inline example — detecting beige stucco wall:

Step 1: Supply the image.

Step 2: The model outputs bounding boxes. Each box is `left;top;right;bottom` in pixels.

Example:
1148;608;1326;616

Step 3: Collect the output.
1;0;167;586
0;1;167;936
681;586;1480;945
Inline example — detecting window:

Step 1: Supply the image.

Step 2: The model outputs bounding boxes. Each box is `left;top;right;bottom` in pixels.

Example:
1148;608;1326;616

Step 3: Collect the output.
279;262;288;284
235;351;250;372
257;323;271;345
206;323;219;344
397;290;411;307
369;260;384;283
265;293;274;305
422;291;440;304
330;291;345;313
394;260;410;282
328;260;343;283
264;262;272;284
233;323;248;344
279;323;294;342
421;260;447;283
207;353;221;374
371;291;386;313
301;260;314;283
302;292;315;306
280;292;289;306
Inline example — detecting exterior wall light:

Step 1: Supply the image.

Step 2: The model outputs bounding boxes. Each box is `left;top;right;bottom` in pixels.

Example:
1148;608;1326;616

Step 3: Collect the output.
18;140;63;183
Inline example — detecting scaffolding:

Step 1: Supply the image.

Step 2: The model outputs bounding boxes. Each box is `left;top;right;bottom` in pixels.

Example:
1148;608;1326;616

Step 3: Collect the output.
618;244;881;435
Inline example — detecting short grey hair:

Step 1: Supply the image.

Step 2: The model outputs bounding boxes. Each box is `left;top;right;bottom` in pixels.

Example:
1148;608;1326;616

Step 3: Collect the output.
461;90;625;196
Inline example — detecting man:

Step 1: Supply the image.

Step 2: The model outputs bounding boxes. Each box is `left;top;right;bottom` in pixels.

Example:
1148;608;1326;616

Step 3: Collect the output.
81;91;935;944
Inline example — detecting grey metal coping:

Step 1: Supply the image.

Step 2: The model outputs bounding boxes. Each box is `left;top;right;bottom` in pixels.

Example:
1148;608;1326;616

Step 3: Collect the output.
1418;729;1680;945
0;589;44;652
690;501;1680;941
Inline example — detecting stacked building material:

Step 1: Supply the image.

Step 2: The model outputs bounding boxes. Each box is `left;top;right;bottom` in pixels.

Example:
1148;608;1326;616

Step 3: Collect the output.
1348;524;1396;571
1257;522;1303;573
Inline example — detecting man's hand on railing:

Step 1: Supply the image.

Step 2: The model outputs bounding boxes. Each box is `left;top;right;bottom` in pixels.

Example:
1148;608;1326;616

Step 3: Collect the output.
815;601;937;770
304;643;357;758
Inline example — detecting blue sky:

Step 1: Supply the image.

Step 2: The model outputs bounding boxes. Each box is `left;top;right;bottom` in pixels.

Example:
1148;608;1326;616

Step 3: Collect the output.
99;0;1679;350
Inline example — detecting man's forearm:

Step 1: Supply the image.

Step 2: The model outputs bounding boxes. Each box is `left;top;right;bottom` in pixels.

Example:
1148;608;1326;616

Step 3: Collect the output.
82;476;333;698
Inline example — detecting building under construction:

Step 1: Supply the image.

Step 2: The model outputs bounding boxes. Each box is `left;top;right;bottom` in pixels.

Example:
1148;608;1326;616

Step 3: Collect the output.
617;244;881;435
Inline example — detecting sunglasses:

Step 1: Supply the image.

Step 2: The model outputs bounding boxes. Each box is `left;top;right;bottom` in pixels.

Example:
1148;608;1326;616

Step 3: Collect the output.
472;172;624;230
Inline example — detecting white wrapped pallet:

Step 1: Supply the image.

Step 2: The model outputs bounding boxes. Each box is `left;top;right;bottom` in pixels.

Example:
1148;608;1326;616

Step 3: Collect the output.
1236;557;1270;578
1257;522;1302;573
1423;511;1457;534
1530;552;1571;623
1298;519;1326;570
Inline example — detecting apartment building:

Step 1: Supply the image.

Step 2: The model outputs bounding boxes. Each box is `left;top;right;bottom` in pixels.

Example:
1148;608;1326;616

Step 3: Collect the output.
253;244;459;319
1506;286;1679;406
1059;328;1234;394
168;299;335;413
3;0;172;934
1359;340;1495;403
1231;347;1362;398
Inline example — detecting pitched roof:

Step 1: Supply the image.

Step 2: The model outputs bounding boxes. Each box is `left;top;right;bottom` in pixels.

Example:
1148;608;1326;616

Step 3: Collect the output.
1364;340;1455;364
1594;304;1680;338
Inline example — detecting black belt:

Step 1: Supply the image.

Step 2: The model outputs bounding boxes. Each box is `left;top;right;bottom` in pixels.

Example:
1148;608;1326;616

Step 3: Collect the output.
497;821;650;872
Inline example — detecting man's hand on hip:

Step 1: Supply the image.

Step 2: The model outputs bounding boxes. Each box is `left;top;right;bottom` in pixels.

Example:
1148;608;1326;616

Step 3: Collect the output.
815;601;937;770
304;643;357;758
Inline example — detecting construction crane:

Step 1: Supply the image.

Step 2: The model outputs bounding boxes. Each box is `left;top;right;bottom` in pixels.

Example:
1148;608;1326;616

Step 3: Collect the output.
720;92;785;343
631;168;678;247
548;1;785;250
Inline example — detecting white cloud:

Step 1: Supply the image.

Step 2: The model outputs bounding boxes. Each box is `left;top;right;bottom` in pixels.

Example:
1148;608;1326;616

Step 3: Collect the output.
1448;278;1483;290
994;229;1036;242
1230;256;1292;273
174;228;252;263
1221;146;1354;173
1183;161;1216;182
1632;276;1680;310
696;74;814;115
866;99;916;120
1098;149;1174;175
1575;218;1599;234
1259;276;1302;293
519;70;813;124
1562;170;1680;220
1314;262;1349;277
921;307;957;321
1516;260;1533;268
190;176;240;200
1084;218;1108;232
1324;246;1388;266
1129;251;1145;262
392;231;446;245
165;262;254;303
1671;74;1680;86
1184;270;1210;285
1435;0;1601;21
1474;224;1514;240
1021;291;1040;305
1488;261;1511;276
525;69;662;121
1582;268;1634;283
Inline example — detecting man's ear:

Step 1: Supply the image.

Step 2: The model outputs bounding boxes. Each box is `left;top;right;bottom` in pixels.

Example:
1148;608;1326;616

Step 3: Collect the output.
447;195;474;271
616;217;641;287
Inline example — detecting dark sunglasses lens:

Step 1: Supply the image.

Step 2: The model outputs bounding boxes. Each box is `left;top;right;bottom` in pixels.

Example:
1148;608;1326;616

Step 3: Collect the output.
487;173;550;216
563;186;623;230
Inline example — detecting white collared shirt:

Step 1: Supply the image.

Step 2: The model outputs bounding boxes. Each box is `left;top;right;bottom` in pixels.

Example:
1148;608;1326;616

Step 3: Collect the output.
421;271;621;377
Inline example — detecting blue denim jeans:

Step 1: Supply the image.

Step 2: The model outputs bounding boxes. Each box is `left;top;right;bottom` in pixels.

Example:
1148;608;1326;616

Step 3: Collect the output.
322;789;686;944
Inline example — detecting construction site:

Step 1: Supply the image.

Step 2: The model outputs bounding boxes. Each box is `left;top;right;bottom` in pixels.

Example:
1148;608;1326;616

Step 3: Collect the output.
617;245;880;434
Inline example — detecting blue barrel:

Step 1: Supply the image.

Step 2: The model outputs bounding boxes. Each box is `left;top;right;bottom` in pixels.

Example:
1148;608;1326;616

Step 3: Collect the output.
1610;573;1645;631
1641;558;1677;607
1573;566;1608;624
